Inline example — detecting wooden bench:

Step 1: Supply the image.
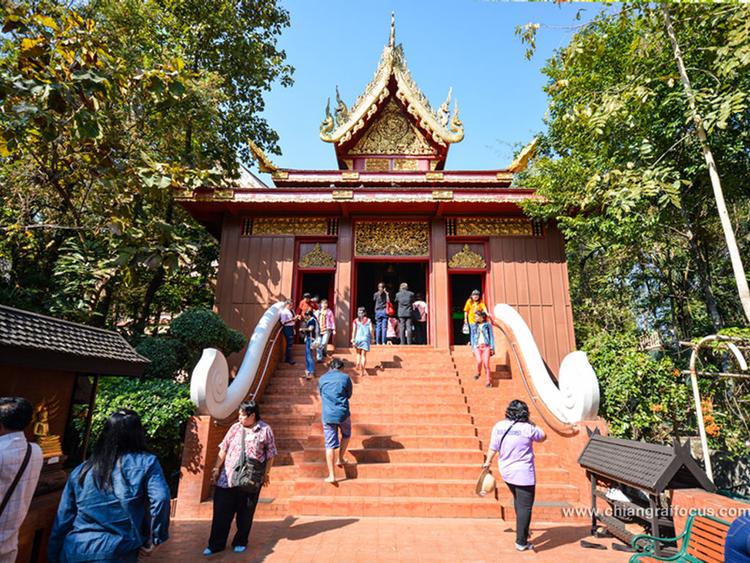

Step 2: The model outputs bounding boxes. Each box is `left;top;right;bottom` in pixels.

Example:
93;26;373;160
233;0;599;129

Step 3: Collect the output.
629;512;731;562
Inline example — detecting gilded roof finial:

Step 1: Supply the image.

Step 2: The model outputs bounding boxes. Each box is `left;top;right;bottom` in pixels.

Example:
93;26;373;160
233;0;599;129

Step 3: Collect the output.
450;99;464;139
438;87;452;127
247;139;279;173
320;97;334;137
389;12;395;48
335;86;349;124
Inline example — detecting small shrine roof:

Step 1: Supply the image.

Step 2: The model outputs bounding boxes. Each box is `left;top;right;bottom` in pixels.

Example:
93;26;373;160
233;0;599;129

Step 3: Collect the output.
0;304;149;376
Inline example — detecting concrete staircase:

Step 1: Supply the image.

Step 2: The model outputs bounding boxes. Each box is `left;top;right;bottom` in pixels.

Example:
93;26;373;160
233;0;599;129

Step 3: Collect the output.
255;344;588;520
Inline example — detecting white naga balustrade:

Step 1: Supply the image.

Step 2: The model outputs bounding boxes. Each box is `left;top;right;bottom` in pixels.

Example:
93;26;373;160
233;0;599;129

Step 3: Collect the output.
493;304;600;424
190;302;286;420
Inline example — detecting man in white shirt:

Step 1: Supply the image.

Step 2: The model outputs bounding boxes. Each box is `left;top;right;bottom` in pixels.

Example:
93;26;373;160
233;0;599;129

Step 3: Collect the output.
278;299;299;365
0;397;44;563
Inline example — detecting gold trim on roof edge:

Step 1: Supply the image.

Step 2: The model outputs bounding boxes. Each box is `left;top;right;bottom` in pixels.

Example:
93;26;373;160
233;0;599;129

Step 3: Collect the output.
320;19;464;146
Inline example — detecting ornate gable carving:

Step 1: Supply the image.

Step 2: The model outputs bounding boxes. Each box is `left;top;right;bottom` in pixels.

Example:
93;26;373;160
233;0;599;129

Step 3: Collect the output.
349;99;435;156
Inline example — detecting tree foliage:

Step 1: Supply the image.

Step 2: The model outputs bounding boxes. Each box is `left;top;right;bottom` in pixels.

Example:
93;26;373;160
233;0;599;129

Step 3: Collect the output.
0;0;292;335
518;4;750;457
135;308;246;379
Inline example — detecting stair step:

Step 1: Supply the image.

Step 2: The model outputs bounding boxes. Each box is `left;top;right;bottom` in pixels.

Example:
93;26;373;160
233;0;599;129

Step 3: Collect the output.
305;434;481;450
303;447;484;464
288;495;499;518
263;403;470;416
309;422;476;436
299;462;484;480
293;478;580;501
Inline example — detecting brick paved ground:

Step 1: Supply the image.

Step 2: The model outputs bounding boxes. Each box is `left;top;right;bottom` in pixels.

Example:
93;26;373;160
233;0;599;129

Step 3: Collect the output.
150;517;630;562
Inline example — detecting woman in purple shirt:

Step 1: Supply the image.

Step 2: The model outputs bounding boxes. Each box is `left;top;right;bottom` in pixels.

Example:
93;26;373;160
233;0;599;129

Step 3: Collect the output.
482;399;546;552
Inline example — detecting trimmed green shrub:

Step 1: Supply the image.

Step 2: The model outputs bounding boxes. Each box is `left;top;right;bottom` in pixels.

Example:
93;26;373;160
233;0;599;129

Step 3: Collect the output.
90;377;195;494
135;336;182;379
169;308;245;355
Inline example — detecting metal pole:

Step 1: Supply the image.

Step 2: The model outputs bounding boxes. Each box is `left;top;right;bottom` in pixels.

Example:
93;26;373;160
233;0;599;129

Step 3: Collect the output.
689;337;715;482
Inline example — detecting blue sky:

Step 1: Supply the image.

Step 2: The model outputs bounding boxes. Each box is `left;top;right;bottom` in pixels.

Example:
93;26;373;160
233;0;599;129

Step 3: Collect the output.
256;1;602;181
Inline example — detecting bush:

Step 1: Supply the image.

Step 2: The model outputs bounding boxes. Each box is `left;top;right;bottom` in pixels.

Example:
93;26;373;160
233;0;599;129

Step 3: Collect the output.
170;308;245;354
90;377;195;494
135;336;182;379
584;331;691;443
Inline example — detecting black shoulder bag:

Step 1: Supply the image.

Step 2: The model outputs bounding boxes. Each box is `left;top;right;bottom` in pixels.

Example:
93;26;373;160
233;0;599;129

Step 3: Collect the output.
0;443;32;518
232;428;266;494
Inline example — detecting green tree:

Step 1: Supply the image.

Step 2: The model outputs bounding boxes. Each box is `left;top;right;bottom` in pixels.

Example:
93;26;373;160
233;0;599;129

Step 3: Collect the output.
0;0;292;336
515;4;750;458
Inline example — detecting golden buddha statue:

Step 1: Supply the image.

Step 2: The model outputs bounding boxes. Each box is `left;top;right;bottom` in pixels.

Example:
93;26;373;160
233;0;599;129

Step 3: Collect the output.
33;397;63;458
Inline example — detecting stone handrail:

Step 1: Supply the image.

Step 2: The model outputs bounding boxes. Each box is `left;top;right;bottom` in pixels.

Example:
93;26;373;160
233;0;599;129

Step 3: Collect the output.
190;302;286;419
492;304;600;424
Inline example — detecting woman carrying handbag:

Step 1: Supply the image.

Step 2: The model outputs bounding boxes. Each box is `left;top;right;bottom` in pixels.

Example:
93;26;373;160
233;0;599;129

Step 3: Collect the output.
482;400;546;552
204;401;276;556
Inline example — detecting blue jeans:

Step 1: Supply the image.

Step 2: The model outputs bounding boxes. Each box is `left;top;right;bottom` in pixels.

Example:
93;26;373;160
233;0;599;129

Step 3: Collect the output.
375;310;388;344
316;330;331;361
282;326;294;362
305;337;315;373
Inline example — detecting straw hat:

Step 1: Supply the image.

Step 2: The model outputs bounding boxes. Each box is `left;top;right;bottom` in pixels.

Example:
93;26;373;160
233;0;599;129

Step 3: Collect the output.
475;467;496;497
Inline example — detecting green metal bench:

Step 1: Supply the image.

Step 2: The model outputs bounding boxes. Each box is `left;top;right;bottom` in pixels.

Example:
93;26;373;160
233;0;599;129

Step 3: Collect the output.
629;512;730;562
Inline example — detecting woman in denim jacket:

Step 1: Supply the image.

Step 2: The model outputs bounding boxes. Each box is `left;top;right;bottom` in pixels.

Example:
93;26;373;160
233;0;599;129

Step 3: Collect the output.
49;409;171;563
470;310;495;388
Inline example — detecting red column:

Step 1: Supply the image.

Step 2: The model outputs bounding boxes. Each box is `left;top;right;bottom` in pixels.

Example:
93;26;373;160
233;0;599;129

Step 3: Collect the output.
334;219;353;348
431;219;450;349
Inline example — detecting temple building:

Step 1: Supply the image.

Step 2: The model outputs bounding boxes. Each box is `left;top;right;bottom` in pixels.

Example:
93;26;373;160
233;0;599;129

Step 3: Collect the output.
177;18;576;374
175;16;602;523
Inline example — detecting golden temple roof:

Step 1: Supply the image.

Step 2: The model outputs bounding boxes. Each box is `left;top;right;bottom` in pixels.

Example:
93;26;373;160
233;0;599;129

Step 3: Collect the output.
319;14;464;148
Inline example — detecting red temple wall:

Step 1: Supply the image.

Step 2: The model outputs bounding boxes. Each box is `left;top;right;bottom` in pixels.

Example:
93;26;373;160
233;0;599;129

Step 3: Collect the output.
215;215;295;370
487;226;576;375
212;215;576;374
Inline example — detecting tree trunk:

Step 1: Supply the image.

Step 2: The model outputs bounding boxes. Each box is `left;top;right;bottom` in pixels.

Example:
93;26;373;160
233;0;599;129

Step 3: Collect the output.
133;265;165;336
663;5;750;325
678;186;724;332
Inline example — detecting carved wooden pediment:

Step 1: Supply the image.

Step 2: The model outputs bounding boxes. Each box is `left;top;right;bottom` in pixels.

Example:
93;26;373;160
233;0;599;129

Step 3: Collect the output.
349;99;435;156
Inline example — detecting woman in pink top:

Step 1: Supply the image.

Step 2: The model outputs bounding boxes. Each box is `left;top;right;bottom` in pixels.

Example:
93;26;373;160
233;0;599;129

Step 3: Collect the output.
315;299;336;362
482;399;546;552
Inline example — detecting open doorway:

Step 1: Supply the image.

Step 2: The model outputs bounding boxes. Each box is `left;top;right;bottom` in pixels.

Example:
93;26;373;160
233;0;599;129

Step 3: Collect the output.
354;261;428;342
297;272;335;307
449;273;485;345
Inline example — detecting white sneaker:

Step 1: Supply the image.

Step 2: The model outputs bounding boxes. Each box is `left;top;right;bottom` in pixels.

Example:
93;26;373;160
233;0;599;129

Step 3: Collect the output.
515;543;534;551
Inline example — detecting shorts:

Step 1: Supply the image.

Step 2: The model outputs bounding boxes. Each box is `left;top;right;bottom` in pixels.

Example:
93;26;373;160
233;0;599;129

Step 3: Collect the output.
323;417;352;449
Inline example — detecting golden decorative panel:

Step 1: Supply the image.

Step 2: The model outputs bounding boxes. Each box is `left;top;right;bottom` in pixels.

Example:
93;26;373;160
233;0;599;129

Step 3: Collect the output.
456;217;533;237
425;171;444;181
393;158;418;171
364;158;391;172
298;243;336;269
349;100;435;156
341;171;359;181
332;189;354;200
252;217;328;236
431;190;453;201
449;244;486;269
355;221;429;256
